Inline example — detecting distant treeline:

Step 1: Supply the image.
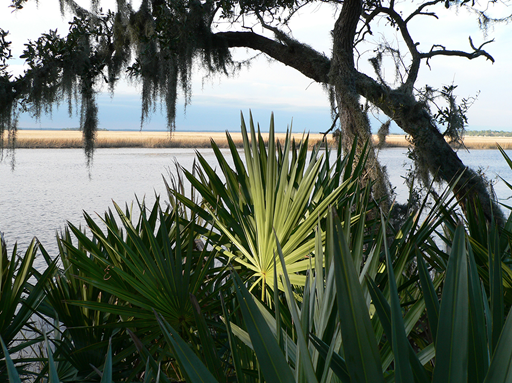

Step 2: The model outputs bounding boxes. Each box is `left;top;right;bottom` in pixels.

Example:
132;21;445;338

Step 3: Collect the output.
465;130;512;137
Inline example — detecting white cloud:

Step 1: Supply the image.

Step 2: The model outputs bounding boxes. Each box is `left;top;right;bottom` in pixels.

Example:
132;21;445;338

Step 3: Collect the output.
2;0;511;131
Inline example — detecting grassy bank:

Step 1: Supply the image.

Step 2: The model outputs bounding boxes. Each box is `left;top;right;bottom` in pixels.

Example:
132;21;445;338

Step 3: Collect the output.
380;134;512;149
4;130;335;149
4;130;512;149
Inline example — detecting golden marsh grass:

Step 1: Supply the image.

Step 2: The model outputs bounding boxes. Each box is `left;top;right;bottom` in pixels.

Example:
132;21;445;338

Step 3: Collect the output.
379;135;512;149
3;130;512;150
4;130;336;149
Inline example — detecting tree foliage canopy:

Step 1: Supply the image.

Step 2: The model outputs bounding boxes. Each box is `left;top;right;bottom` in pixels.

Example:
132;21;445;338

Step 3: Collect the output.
1;0;511;219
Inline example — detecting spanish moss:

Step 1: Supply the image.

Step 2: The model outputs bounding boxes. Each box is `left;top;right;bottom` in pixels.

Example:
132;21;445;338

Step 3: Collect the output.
3;0;235;160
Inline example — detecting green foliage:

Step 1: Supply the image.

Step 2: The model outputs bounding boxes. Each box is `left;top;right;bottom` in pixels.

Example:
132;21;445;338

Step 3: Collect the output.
5;118;512;382
1;337;22;383
47;197;230;381
0;237;55;380
176;112;372;300
152;203;512;383
35;230;134;382
3;0;236;158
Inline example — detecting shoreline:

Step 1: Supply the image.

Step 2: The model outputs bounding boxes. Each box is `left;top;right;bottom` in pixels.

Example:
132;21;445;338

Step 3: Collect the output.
3;130;512;150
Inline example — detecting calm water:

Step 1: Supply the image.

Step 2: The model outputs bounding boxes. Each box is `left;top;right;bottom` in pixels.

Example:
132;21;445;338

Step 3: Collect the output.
1;147;512;268
0;148;220;267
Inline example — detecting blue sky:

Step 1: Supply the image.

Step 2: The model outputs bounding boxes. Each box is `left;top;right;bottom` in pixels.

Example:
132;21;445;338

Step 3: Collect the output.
3;0;511;133
18;93;335;133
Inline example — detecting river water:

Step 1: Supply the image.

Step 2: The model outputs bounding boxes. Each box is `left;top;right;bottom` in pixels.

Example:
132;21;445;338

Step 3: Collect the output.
1;147;512;269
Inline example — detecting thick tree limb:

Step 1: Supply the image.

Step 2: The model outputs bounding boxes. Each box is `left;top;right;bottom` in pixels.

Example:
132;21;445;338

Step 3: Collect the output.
354;71;504;223
214;24;502;222
214;31;331;83
331;0;393;208
5;0;503;223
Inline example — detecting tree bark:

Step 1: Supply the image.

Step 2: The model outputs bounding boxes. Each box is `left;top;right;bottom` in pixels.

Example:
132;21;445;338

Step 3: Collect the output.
355;72;505;223
5;2;503;223
218;27;392;207
215;31;330;84
329;0;391;208
216;24;502;222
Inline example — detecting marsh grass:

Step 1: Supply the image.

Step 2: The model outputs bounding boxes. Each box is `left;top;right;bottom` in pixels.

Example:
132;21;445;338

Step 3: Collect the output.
5;130;335;149
4;130;512;149
380;134;512;149
452;136;512;149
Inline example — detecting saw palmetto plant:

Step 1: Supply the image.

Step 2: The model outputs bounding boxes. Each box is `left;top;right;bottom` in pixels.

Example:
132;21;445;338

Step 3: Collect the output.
4;116;512;382
0;238;55;380
141;204;512;383
176;112;375;301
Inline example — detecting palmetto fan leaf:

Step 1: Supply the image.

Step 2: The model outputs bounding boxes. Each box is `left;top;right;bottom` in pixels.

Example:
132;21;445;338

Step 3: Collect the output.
178;112;364;297
47;197;229;380
0;237;55;379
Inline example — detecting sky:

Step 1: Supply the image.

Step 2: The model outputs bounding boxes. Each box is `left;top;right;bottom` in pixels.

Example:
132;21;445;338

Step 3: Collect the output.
2;0;511;133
